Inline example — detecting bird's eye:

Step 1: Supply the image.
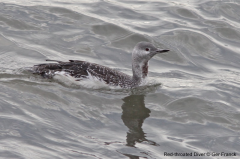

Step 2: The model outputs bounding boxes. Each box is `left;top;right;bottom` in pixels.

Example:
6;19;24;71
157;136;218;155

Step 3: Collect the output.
145;48;149;51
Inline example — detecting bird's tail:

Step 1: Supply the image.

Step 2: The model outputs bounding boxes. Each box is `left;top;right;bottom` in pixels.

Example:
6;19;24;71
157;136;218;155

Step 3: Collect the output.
32;59;63;78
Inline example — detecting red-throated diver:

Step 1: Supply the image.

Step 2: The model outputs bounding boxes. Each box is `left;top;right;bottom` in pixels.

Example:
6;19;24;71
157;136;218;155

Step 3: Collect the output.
32;42;169;88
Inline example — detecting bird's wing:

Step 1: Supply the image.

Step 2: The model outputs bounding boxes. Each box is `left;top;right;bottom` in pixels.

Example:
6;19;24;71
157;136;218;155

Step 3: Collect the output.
33;60;131;86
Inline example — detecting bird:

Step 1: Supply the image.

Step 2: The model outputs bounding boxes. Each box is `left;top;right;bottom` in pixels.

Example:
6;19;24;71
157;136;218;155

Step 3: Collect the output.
32;41;169;88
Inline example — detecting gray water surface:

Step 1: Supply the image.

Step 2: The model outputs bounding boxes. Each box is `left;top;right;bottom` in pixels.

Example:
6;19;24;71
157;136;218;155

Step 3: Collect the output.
0;1;240;159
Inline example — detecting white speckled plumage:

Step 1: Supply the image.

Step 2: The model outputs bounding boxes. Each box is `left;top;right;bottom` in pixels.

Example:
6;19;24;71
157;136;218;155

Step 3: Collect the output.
32;42;169;88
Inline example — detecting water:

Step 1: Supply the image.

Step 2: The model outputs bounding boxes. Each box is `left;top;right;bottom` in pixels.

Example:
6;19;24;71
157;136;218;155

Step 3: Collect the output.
0;0;240;158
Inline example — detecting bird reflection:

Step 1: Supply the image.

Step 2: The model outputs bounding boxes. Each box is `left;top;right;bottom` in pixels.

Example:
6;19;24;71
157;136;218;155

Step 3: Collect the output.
121;95;158;147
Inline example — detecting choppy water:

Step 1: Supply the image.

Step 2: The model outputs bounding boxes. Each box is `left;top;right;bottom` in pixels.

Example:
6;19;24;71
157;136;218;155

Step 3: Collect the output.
0;0;240;158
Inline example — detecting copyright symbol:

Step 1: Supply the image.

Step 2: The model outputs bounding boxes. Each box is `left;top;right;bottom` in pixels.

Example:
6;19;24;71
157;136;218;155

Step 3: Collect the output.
207;152;210;156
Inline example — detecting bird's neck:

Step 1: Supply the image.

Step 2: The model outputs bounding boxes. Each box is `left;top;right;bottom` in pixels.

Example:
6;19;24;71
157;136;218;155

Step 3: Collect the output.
131;59;149;86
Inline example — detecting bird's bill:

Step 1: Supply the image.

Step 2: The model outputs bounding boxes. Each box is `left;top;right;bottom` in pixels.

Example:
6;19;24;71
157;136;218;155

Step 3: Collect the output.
156;49;170;53
149;48;170;58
